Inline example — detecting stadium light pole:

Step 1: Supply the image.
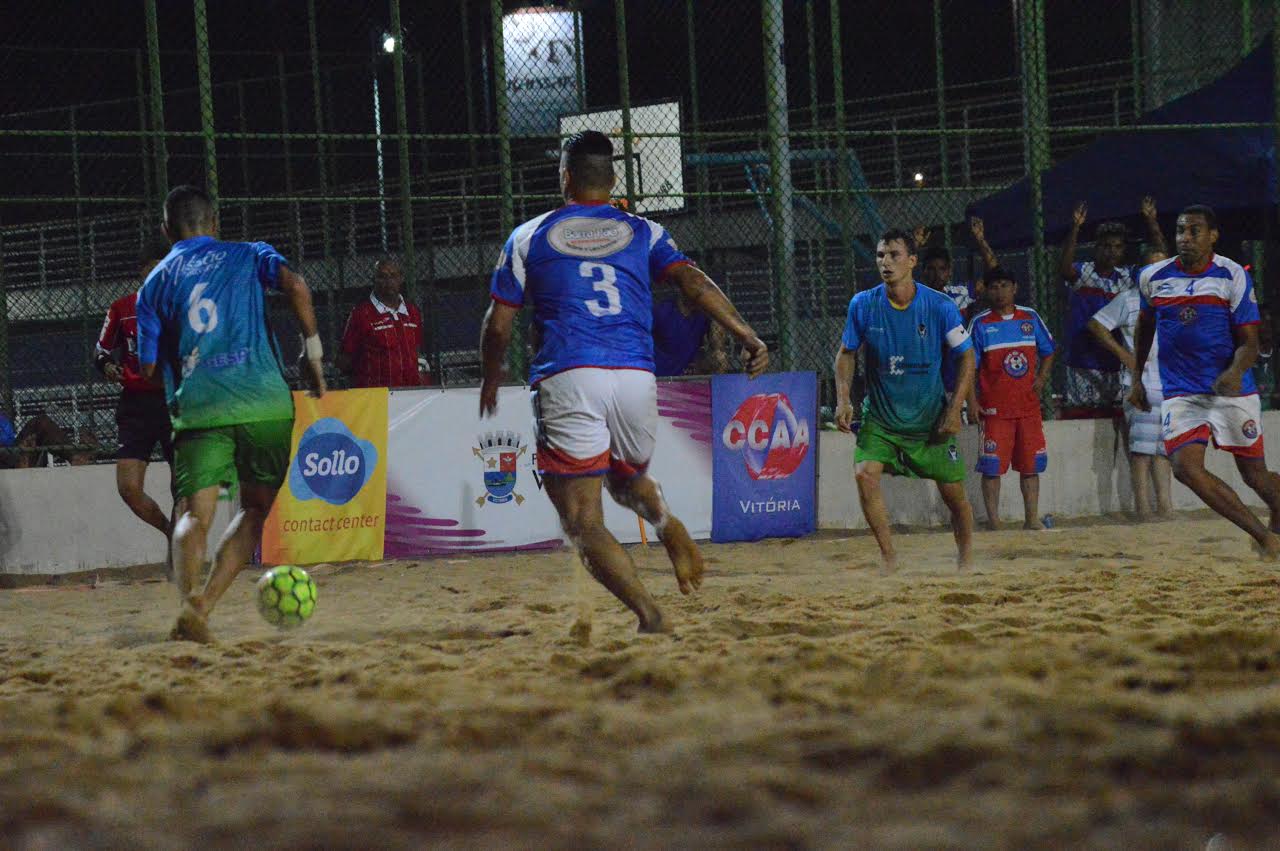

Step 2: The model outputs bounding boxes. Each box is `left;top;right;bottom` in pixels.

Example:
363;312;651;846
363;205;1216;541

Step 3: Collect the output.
372;31;396;253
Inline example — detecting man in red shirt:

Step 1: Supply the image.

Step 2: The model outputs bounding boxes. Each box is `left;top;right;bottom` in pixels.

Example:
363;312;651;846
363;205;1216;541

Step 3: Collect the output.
965;266;1056;530
338;259;430;388
95;242;173;541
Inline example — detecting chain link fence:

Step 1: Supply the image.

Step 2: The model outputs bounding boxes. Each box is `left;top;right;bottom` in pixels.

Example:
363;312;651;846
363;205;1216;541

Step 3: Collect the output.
1;0;1277;462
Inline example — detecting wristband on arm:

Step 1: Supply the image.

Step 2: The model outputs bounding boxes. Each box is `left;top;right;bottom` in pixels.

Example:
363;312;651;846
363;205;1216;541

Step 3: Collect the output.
304;334;323;362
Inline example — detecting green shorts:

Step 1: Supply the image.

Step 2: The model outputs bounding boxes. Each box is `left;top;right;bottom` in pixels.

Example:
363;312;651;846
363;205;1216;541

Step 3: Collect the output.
173;419;295;498
854;418;965;483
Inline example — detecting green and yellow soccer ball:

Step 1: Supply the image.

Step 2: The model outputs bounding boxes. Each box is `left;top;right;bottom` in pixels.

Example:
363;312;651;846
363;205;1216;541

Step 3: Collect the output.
256;565;318;628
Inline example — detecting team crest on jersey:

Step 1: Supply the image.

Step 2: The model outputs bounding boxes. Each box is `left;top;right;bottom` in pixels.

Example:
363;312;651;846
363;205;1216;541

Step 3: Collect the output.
1243;419;1259;440
1020;321;1034;335
917;323;927;338
547;217;635;258
1002;350;1029;378
983;438;997;454
473;431;527;506
1179;305;1197;324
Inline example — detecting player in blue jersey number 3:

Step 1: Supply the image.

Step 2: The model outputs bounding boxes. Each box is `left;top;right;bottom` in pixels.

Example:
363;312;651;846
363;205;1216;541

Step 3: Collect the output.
480;131;768;633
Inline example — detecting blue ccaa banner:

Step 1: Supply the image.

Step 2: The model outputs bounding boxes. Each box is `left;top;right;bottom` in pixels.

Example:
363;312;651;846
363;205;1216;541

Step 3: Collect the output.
711;371;817;542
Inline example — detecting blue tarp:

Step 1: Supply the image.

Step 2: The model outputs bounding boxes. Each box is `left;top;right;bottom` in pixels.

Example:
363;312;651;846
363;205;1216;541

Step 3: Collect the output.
968;38;1276;250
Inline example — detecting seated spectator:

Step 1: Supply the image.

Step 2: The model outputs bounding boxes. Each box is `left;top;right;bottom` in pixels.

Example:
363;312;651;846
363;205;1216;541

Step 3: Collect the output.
3;412;76;469
652;287;731;377
338;258;432;388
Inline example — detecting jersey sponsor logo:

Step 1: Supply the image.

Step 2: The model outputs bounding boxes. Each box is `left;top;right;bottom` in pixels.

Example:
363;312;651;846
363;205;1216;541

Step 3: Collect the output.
547;217;635;258
204;348;248;370
720;392;810;481
1020;321;1034;335
1243;419;1259;440
180;250;228;277
472;430;528;506
1179;305;1197;324
290;417;379;506
917;323;927;339
1003;350;1029;378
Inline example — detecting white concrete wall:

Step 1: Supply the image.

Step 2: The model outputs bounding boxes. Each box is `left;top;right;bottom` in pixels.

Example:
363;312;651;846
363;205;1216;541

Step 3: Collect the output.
817;411;1280;530
0;463;235;576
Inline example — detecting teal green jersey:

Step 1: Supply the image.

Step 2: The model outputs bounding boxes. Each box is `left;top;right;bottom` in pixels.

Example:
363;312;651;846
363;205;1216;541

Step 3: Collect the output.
841;283;973;435
136;236;294;432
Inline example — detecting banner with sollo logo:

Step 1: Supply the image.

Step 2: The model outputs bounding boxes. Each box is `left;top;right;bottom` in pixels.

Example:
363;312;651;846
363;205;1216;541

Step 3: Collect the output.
262;388;389;564
711;372;816;542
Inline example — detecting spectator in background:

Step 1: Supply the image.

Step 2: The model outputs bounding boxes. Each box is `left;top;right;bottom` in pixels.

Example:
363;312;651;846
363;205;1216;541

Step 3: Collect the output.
338;258;431;388
651;286;731;377
94;240;174;540
966;266;1056;530
1058;197;1167;419
9;412;76;469
916;217;1000;319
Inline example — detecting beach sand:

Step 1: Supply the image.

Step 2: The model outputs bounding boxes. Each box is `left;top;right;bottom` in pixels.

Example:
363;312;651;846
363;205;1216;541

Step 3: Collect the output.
3;513;1280;849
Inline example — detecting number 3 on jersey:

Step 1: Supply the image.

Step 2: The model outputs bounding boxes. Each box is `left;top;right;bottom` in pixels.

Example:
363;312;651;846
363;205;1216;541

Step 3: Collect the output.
188;282;219;333
580;261;621;317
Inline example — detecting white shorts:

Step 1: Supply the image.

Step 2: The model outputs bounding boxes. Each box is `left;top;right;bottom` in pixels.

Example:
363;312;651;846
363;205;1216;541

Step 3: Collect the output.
1123;386;1166;457
1162;392;1264;459
531;368;657;477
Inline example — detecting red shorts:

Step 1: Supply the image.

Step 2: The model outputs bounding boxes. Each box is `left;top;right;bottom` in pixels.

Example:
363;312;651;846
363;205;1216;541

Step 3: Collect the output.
977;415;1047;476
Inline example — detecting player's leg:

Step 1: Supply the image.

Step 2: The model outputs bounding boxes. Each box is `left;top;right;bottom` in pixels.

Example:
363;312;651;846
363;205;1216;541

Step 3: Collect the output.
1129;453;1154;519
168;427;237;641
1170;442;1278;554
853;420;906;569
116;458;168;534
1210;395;1280;532
976;417;1012;531
935;481;975;568
1013;416;1047;530
1152;455;1174;517
547;473;665;632
1019;476;1041;529
601;371;702;595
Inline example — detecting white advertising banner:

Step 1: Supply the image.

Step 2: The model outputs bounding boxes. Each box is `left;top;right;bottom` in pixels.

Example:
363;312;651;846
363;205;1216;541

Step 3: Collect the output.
559;101;685;213
384;381;711;557
504;7;581;136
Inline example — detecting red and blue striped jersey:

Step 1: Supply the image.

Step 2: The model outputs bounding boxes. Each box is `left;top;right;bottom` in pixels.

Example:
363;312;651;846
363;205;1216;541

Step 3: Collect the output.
967;306;1055;419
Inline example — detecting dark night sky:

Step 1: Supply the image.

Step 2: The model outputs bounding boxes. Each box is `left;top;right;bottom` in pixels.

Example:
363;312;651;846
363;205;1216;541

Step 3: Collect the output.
0;0;1131;214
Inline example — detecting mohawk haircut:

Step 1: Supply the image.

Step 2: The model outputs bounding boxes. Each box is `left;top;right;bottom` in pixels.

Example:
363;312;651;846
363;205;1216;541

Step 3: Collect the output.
561;130;617;191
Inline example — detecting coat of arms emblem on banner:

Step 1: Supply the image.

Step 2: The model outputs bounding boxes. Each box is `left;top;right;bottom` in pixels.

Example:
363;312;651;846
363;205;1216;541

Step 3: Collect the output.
473;431;527;506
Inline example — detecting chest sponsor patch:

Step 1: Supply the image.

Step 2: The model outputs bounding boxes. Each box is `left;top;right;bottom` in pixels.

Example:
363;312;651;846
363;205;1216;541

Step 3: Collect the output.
547;217;635;258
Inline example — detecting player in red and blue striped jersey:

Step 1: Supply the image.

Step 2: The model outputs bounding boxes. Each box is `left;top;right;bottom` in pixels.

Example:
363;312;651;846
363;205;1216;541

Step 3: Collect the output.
965;267;1055;530
1132;205;1280;557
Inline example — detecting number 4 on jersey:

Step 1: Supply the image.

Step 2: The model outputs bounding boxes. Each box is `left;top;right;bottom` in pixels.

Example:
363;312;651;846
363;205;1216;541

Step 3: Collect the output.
580;261;621;317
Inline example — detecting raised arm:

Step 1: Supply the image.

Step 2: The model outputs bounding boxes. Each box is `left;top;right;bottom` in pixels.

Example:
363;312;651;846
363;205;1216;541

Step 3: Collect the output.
1059;202;1087;283
1140;196;1168;261
278;266;326;398
969;217;999;271
667;264;768;378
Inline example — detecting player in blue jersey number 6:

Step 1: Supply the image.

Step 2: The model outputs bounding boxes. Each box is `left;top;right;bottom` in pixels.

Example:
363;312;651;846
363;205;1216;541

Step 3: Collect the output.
834;229;977;570
480;130;768;634
138;186;326;642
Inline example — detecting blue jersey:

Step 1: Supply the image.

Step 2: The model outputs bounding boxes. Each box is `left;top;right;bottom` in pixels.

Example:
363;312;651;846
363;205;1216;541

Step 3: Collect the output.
136;235;294;432
1138;254;1260;398
842;283;973;435
652;296;710;377
490;203;692;384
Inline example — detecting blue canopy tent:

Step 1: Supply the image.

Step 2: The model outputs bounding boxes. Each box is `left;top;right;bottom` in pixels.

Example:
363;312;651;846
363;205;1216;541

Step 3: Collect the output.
967;37;1276;251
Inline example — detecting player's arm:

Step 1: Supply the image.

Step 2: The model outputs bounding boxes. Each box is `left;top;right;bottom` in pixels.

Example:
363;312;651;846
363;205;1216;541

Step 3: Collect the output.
1140;196;1168;260
939;348;975;438
1087;315;1136;372
1059;201;1086;283
94;301;123;383
278;266;326;398
479;300;519;417
833;344;860;433
135;289;162;386
1129;310;1155;411
969;217;999;271
667;264;767;378
1215;323;1260;397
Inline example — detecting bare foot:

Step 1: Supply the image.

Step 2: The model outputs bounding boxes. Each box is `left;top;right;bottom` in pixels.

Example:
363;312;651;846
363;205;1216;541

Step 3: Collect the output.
169;605;211;644
1259;532;1280;561
637;608;671;634
659;518;704;594
1022;519;1045;531
982;519;1001;532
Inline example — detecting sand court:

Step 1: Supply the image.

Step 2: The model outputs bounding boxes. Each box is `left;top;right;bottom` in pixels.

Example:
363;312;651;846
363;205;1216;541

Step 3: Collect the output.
3;514;1280;848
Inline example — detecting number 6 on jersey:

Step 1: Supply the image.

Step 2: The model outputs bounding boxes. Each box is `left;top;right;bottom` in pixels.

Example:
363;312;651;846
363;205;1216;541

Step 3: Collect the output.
580;261;622;317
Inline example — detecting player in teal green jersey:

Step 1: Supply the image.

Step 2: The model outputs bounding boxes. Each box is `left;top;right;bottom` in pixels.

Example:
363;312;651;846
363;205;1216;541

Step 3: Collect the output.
834;229;977;570
138;186;326;642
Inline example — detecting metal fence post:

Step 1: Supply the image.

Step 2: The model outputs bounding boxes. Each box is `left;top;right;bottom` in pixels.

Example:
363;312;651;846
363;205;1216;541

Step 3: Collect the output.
1019;0;1051;329
615;0;636;204
490;0;521;377
307;0;331;258
193;0;219;208
933;0;949;188
686;0;709;254
0;215;10;414
763;0;797;372
1129;0;1143;116
278;53;303;259
390;0;414;300
236;82;251;238
145;0;168;204
1243;0;1254;57
829;0;855;290
134;50;153;227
